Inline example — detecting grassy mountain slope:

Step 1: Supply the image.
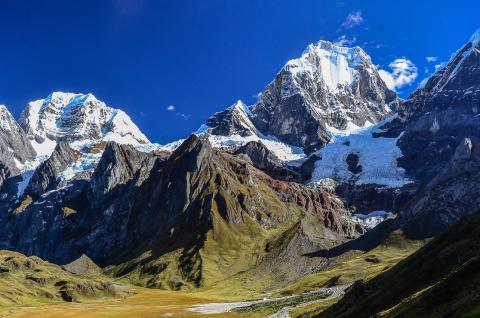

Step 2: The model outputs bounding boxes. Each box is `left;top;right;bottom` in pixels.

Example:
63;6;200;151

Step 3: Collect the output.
0;250;130;308
311;210;480;318
106;136;357;291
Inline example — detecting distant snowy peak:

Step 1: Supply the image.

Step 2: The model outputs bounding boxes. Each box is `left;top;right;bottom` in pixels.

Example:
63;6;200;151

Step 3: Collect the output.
249;39;395;153
284;40;371;91
19;92;151;157
195;40;396;156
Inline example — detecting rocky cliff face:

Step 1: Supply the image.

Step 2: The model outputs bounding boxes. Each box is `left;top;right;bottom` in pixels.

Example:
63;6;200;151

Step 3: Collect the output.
24;142;80;198
205;100;258;137
0;105;36;189
378;28;480;237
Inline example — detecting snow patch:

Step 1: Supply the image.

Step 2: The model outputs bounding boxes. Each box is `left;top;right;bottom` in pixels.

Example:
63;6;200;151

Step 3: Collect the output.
208;134;306;162
352;210;392;229
59;152;102;182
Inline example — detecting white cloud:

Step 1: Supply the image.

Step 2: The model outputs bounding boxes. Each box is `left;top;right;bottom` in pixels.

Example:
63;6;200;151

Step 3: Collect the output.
379;58;418;91
341;10;363;29
334;35;357;46
426;56;438;63
166;105;175;111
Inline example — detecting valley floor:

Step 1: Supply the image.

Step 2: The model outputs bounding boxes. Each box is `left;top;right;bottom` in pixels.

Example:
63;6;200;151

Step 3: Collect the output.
0;287;249;318
0;229;425;318
0;285;348;318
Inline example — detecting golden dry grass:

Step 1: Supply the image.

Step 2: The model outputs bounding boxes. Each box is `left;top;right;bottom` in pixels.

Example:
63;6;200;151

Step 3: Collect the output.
0;287;253;318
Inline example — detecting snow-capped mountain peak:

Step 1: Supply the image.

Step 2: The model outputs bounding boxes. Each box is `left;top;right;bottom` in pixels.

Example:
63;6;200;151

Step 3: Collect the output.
284;40;371;91
248;39;396;153
19;92;150;157
13;92;155;188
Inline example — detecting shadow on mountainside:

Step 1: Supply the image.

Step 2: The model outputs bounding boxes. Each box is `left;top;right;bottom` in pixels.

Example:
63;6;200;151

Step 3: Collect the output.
304;218;398;258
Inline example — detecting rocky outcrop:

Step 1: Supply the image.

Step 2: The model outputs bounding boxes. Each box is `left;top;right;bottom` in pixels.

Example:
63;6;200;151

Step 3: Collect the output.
0;105;36;191
377;28;480;237
88;142;158;208
205;100;257;137
401;137;480;237
233;140;299;180
62;254;102;277
25;142;80;198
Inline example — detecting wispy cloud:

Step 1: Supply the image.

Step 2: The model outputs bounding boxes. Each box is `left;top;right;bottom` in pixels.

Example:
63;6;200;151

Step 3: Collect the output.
334;35;357;46
341;10;363;29
426;56;438;63
379;58;418;91
176;113;191;120
166;105;175;111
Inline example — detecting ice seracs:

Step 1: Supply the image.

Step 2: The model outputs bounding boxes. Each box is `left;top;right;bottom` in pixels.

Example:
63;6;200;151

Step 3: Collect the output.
310;116;411;188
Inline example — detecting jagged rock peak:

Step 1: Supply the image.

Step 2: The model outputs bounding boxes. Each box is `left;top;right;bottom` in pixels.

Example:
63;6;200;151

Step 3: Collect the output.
409;27;480;101
203;100;257;137
0;104;36;170
24;142;80;198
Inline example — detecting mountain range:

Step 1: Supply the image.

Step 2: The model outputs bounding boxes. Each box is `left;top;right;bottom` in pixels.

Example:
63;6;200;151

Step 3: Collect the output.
0;27;479;318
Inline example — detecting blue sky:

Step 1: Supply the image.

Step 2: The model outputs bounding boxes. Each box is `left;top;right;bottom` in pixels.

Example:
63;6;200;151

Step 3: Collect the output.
0;0;478;144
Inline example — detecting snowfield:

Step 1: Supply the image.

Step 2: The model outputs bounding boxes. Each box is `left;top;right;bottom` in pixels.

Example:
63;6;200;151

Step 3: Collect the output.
310;116;411;188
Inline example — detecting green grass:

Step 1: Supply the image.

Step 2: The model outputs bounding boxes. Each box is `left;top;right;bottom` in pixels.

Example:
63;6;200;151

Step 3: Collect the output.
277;229;425;296
0;250;130;308
314;210;480;318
